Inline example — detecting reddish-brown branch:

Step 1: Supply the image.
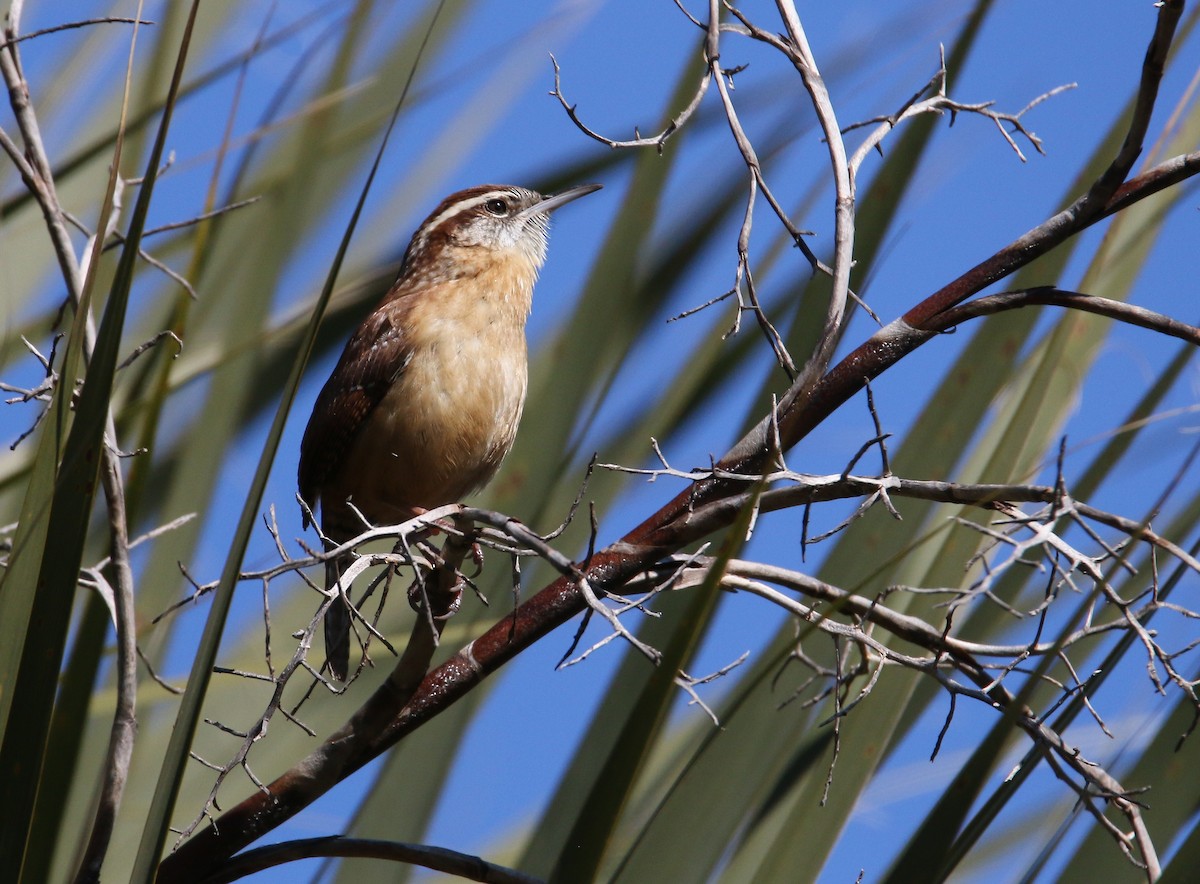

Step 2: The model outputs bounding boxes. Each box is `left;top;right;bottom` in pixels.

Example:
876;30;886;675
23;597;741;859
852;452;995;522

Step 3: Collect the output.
777;148;1200;452
900;0;1182;327
932;287;1200;345
158;140;1200;869
160;2;1194;878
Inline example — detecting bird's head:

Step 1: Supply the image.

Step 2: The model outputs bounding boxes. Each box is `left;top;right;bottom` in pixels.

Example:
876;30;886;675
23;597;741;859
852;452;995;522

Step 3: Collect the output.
401;183;602;280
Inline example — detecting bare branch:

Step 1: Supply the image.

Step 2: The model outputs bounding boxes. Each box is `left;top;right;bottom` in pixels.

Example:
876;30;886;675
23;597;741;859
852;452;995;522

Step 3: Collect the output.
0;16;153;50
549;52;709;153
843;46;1074;169
158;4;1195;876
200;835;540;884
932;287;1200;345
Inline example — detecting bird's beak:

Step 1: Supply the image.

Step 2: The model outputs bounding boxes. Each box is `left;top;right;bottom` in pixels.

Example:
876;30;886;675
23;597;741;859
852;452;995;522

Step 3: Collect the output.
517;183;602;220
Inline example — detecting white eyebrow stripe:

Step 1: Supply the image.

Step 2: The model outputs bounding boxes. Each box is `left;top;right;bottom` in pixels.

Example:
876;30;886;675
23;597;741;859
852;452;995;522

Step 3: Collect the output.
419;190;514;239
407;189;514;260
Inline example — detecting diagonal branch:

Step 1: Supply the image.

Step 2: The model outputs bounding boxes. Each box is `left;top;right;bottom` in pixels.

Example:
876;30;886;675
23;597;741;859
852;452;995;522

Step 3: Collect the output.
159;2;1197;876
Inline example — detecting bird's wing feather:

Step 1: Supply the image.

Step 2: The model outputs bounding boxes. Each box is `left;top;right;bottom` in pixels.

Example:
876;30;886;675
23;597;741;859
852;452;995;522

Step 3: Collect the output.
298;307;411;526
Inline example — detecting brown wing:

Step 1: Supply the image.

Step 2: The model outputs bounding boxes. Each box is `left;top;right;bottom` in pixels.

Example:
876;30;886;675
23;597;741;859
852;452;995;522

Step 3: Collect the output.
298;306;411;527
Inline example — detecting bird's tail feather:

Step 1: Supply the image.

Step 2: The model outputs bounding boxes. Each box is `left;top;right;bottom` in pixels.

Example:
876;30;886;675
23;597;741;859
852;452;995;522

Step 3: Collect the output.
324;556;352;681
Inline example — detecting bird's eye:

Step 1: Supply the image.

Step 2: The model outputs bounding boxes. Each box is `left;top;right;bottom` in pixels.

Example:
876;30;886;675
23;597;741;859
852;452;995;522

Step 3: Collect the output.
484;198;509;216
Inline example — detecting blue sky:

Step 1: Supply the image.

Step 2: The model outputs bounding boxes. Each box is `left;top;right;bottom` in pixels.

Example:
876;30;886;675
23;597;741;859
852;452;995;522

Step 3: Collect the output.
8;1;1200;880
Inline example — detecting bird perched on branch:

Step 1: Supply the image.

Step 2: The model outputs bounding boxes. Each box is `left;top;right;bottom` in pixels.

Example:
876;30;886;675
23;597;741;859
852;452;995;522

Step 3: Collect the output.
298;182;601;680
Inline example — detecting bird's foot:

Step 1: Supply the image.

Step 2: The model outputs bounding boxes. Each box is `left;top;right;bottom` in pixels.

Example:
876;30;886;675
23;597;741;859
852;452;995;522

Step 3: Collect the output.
468;541;484;577
407;565;464;621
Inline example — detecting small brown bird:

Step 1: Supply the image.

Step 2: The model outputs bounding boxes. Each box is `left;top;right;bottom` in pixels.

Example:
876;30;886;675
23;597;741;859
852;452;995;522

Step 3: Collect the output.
299;182;600;680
